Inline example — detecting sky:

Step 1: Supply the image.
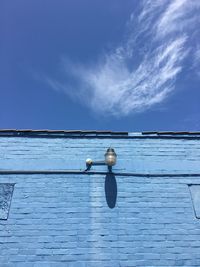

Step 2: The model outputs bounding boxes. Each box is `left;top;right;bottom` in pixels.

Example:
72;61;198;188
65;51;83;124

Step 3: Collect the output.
0;0;200;131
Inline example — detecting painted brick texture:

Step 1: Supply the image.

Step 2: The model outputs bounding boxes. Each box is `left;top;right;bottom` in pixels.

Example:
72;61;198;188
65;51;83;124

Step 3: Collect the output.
0;136;200;266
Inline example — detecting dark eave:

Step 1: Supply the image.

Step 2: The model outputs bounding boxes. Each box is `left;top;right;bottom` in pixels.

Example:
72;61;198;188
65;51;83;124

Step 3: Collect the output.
0;129;199;139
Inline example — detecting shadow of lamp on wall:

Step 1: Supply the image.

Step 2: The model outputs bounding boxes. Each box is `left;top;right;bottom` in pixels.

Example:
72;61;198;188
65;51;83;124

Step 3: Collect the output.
105;173;117;209
85;148;118;208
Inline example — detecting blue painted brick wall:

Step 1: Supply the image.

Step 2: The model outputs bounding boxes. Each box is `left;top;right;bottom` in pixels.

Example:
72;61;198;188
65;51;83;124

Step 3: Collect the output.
0;135;200;266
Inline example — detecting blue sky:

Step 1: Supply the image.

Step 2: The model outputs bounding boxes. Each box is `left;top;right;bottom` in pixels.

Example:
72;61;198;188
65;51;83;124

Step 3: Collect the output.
1;0;200;131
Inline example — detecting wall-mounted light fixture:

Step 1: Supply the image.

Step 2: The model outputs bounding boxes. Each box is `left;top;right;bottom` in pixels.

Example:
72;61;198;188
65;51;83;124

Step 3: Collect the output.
86;148;117;172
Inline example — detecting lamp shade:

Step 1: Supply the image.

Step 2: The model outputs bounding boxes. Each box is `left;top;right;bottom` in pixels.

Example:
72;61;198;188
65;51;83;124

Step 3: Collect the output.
105;148;117;166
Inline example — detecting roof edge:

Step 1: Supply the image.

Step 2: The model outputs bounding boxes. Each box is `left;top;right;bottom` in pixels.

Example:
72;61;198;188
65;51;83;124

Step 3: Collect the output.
0;129;200;139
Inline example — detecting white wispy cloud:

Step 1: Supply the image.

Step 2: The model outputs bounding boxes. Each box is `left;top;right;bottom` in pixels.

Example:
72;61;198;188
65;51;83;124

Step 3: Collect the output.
193;46;200;77
47;0;200;116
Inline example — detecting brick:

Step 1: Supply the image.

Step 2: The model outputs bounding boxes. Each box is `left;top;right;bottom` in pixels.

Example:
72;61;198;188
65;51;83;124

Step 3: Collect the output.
0;136;200;266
